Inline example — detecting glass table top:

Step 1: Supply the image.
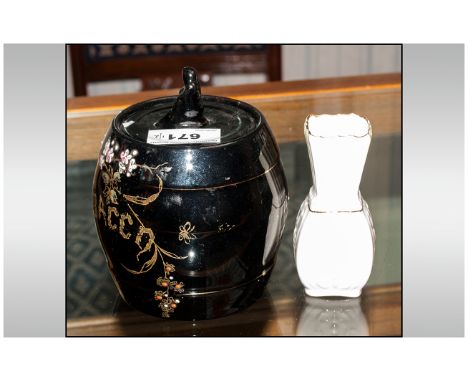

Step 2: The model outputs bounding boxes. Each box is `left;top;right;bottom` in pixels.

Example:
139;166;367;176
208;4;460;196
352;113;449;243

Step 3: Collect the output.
66;135;401;336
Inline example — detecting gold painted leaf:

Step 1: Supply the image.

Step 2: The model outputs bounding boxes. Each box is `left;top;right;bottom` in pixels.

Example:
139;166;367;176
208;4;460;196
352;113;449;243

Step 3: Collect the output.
158;246;188;260
109;190;118;204
102;172;110;184
122;253;157;274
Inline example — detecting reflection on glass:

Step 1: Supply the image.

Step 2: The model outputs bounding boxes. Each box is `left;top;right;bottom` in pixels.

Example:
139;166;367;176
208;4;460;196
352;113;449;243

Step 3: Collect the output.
296;296;368;336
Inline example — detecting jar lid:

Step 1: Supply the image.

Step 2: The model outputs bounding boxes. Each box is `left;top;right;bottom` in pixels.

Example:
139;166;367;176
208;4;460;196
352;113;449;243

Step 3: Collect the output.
111;67;281;189
115;67;261;147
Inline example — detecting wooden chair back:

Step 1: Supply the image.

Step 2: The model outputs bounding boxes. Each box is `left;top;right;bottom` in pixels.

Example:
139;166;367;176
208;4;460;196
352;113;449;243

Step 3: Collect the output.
69;44;282;96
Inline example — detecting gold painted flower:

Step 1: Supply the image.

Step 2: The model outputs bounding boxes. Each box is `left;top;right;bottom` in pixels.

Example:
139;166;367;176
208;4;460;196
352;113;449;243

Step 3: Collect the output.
178;221;196;244
157;277;171;288
170;281;185;293
164;263;175;273
154;290;164;301
101;167;121;205
159;297;179;317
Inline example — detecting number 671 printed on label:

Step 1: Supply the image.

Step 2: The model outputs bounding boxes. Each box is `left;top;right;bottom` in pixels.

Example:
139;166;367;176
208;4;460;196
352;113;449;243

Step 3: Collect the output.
147;128;221;145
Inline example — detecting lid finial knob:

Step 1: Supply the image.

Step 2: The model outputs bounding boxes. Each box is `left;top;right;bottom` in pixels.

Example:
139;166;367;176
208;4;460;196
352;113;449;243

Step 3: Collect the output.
156;66;208;128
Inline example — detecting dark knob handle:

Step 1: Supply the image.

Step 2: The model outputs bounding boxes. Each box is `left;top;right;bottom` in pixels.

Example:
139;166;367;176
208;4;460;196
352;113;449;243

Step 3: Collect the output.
156;66;208;128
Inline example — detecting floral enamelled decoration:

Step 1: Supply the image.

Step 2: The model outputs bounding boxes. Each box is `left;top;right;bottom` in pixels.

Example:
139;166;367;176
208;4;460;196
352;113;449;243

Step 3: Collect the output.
93;67;288;320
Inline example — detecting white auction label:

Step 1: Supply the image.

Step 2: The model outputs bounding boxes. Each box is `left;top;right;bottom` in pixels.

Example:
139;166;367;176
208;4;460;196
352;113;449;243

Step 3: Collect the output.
147;128;221;145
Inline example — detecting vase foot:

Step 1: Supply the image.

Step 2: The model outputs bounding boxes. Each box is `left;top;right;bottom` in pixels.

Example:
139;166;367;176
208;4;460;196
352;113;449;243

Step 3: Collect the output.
305;287;362;298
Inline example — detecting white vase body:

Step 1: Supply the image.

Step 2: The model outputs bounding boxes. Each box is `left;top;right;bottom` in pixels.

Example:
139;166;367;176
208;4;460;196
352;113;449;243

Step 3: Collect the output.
293;114;375;298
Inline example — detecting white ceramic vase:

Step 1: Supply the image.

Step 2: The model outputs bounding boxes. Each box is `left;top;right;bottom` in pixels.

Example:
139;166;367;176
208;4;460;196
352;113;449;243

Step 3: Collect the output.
293;114;375;298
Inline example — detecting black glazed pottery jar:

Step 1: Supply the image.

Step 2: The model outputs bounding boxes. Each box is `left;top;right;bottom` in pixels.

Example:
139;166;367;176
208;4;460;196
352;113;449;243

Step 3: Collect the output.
93;67;288;320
